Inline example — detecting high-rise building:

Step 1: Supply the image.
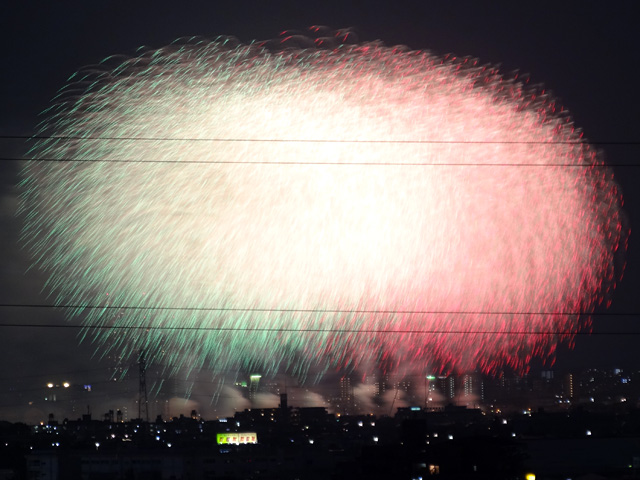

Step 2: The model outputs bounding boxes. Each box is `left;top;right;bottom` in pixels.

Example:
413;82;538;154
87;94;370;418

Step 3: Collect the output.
374;375;387;398
339;377;353;414
249;375;261;403
563;373;576;400
437;376;455;400
461;373;484;404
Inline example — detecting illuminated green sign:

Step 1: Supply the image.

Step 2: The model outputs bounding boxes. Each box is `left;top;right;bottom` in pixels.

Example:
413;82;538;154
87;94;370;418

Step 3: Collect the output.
217;432;258;445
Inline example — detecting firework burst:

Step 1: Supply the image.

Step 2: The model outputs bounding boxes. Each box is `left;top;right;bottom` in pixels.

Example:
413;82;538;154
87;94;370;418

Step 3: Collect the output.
21;28;626;379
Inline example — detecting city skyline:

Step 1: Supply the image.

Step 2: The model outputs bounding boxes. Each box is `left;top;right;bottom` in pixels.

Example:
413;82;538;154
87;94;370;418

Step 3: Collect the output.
2;365;637;425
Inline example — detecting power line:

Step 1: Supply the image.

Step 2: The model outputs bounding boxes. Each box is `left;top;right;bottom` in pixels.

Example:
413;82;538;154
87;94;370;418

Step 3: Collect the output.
0;323;635;335
4;134;638;165
3;156;639;167
2;134;640;145
0;302;628;316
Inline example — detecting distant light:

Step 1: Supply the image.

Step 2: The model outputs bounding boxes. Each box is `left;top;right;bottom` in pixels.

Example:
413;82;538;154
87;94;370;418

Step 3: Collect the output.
309;439;314;444
167;443;172;448
586;430;592;436
63;382;70;388
373;436;379;442
448;435;454;440
47;383;54;388
525;474;536;480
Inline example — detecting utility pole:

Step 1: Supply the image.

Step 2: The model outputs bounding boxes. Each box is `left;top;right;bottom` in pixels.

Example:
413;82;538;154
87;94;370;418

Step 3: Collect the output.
138;351;149;422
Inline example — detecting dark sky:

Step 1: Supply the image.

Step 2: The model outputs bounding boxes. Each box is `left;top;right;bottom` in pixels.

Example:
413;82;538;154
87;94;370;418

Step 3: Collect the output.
1;1;639;422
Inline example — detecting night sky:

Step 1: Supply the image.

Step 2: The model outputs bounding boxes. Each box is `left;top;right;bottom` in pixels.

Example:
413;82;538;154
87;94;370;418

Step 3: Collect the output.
1;1;639;422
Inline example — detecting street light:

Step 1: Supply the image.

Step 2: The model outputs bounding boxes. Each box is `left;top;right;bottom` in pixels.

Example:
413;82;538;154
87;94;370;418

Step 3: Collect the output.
44;381;71;403
46;382;70;388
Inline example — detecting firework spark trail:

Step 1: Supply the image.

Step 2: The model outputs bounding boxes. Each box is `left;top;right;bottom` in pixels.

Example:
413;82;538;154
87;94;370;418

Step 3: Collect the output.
21;30;626;378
